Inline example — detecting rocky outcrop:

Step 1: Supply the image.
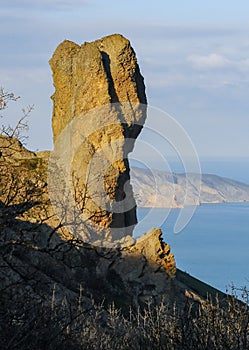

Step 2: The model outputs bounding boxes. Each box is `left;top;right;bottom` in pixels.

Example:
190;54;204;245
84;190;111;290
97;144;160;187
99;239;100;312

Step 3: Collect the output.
0;135;36;159
49;34;147;243
0;137;177;303
133;228;176;278
0;136;177;308
0;201;178;310
50;34;147;143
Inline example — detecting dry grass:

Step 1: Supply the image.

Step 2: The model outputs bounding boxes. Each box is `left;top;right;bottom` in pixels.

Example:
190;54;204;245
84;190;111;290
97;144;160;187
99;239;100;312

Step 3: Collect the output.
0;284;248;350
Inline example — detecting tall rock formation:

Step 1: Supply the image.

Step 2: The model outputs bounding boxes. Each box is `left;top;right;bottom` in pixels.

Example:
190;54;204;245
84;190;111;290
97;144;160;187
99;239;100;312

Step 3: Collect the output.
49;34;147;244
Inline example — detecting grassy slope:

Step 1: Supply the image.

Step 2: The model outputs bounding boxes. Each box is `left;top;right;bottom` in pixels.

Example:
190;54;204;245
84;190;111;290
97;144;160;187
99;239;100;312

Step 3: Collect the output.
176;269;227;302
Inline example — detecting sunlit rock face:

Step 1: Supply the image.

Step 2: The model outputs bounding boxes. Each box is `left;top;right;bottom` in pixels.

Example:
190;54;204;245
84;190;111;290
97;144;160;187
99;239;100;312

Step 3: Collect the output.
49;34;147;243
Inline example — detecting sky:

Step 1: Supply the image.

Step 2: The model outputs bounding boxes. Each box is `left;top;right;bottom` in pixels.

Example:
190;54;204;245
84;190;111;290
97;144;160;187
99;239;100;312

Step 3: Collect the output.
1;0;249;176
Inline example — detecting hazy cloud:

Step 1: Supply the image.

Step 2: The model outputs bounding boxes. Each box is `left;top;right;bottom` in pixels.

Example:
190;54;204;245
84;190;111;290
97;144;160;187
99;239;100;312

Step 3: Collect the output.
187;53;230;69
239;58;249;71
1;0;90;12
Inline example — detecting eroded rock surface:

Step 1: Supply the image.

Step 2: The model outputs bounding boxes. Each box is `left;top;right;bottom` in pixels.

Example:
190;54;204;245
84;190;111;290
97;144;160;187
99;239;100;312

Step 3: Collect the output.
0;135;36;159
49;34;147;242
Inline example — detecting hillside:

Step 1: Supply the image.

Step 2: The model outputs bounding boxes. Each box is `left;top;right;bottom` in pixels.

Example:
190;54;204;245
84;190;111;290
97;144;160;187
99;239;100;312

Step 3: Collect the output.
131;166;249;208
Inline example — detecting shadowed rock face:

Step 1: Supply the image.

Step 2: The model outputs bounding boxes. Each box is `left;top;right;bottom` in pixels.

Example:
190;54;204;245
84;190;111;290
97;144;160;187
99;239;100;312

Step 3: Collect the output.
49;34;147;242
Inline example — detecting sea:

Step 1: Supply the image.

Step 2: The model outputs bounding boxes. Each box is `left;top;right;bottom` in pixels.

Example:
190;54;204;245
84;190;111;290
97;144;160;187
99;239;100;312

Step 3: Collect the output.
135;202;249;296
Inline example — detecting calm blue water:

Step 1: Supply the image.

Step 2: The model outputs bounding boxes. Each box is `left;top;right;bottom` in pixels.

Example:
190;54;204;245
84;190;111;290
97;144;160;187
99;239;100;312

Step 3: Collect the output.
135;203;249;294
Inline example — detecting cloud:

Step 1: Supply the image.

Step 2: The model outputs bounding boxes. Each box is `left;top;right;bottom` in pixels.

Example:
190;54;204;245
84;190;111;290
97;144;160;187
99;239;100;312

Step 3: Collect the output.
187;53;230;69
1;0;90;12
240;58;249;71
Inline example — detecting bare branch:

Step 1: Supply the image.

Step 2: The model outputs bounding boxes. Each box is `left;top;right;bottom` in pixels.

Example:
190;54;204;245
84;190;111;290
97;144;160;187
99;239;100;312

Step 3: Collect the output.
0;87;20;111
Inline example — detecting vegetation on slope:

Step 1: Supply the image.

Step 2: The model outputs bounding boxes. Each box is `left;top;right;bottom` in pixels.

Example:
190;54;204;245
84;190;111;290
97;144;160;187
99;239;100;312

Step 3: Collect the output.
0;89;248;349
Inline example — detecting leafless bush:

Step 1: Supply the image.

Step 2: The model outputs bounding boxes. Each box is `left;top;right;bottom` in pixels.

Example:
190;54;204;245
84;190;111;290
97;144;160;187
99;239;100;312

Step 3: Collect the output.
0;287;248;350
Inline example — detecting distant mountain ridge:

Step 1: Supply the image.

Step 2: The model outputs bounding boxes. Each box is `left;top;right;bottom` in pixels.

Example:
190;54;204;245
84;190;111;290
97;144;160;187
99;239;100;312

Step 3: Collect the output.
131;166;249;208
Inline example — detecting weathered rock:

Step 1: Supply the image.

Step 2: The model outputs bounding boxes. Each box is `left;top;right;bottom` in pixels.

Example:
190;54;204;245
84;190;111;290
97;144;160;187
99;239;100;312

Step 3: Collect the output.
49;34;147;243
50;34;147;142
0;208;178;310
0;135;36;159
109;228;176;305
133;228;176;278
